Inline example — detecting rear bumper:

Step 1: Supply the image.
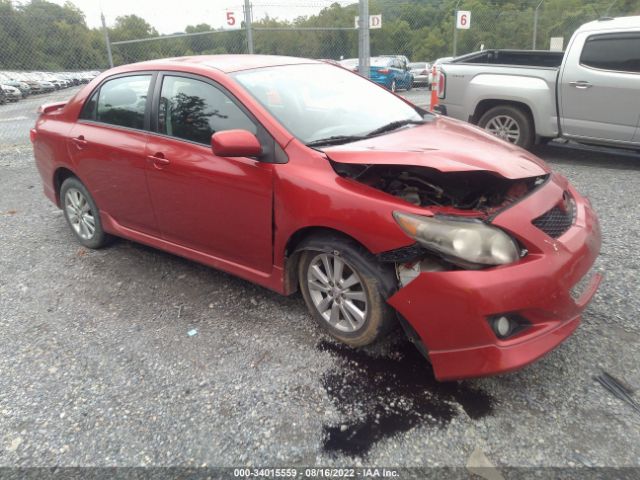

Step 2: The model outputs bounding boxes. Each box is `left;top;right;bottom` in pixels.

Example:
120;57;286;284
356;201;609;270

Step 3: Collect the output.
388;176;602;380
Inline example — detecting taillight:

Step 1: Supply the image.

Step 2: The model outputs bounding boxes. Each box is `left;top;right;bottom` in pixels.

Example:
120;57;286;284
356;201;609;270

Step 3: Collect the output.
438;71;446;99
378;68;390;74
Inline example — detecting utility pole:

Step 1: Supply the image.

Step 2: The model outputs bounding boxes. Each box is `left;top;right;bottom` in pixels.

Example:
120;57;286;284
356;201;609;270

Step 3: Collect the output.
358;0;370;79
452;0;462;57
244;0;254;54
533;0;543;50
101;12;114;69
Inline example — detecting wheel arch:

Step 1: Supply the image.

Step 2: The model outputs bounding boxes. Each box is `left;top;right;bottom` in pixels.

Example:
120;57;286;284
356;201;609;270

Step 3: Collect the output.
282;226;377;296
471;99;536;133
53;166;80;207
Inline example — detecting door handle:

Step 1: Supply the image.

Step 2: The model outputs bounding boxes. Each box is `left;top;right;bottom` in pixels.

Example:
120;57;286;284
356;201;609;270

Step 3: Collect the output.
569;81;593;89
71;135;88;148
147;153;170;169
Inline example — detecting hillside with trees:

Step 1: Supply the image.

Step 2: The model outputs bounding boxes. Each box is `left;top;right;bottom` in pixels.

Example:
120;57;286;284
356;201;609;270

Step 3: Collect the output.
1;0;639;70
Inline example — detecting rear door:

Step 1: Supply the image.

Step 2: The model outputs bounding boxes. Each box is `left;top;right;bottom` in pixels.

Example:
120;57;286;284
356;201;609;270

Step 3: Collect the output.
69;73;159;235
145;73;274;273
559;31;640;143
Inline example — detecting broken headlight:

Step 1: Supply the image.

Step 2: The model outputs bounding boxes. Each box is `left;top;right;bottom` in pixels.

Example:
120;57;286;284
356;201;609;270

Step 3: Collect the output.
392;212;520;267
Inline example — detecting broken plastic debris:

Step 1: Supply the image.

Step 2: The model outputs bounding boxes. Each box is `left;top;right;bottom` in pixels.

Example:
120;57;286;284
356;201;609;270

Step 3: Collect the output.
187;329;198;337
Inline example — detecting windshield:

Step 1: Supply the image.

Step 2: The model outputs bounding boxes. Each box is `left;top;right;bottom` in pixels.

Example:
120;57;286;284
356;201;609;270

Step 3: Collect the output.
233;63;423;144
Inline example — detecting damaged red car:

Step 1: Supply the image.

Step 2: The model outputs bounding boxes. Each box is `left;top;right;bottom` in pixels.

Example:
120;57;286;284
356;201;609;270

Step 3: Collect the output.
32;56;602;380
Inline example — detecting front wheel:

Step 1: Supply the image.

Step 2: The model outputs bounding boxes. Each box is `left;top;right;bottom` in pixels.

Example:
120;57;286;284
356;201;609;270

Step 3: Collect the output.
478;105;534;150
298;236;396;347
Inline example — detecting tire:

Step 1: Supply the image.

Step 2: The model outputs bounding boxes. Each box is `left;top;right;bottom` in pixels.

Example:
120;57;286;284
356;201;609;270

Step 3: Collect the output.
390;80;397;93
407;79;413;91
60;177;110;249
297;234;397;347
478;105;534;150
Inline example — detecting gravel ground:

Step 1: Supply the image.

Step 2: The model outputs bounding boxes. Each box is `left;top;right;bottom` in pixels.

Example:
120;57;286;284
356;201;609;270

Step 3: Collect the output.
0;124;639;471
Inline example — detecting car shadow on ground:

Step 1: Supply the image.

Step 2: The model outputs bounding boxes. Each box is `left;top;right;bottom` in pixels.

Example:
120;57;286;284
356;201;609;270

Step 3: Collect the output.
532;142;640;171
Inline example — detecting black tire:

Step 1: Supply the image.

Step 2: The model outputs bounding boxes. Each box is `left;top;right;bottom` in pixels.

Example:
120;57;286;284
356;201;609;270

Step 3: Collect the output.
60;177;110;249
478;105;534;150
297;234;397;347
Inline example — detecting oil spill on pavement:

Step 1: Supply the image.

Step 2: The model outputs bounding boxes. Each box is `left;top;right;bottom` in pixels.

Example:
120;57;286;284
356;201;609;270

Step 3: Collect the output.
318;340;494;457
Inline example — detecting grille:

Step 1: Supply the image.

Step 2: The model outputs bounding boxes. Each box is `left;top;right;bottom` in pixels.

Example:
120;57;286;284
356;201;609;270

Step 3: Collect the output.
532;194;576;239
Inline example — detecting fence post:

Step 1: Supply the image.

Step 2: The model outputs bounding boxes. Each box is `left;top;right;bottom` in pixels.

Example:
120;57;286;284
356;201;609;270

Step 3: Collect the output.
244;0;254;54
533;0;543;50
101;12;114;69
358;0;370;79
452;0;462;57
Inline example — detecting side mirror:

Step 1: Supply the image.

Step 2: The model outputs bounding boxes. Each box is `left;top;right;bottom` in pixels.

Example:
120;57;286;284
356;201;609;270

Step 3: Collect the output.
211;129;262;158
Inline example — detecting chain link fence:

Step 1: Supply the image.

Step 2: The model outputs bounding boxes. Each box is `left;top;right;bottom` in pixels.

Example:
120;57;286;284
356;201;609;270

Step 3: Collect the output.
2;0;640;145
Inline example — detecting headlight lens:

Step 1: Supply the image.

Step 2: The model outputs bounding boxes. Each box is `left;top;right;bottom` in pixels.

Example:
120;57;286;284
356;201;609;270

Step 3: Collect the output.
393;211;520;266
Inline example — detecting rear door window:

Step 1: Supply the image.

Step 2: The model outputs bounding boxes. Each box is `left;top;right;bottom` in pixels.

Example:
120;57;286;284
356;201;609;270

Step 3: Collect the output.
580;33;640;73
93;75;152;129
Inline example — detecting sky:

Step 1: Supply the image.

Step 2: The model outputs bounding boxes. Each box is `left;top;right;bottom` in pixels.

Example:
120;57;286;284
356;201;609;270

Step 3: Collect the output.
32;0;356;34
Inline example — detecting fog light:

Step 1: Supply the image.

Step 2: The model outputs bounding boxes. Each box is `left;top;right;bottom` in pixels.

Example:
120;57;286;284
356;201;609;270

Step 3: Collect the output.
488;313;529;339
495;316;511;337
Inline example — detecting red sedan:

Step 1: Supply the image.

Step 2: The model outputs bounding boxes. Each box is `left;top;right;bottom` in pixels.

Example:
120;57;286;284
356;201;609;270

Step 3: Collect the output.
31;55;602;380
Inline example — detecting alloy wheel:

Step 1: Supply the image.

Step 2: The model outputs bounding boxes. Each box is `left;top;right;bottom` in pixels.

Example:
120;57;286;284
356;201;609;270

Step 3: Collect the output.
65;188;96;240
306;253;368;333
485;115;521;144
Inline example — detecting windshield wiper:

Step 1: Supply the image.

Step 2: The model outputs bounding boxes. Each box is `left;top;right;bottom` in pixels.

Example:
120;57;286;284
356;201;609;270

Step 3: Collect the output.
365;119;425;137
306;135;366;147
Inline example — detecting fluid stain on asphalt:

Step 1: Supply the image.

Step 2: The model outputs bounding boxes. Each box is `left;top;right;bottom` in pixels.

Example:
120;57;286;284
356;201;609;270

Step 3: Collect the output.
318;340;494;457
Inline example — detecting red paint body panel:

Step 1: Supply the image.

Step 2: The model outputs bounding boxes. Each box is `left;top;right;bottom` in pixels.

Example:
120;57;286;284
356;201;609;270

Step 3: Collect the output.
324;117;549;179
31;55;602;380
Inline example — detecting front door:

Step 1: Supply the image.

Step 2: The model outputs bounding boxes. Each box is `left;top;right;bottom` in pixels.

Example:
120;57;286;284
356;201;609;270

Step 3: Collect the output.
559;32;640;143
145;73;274;273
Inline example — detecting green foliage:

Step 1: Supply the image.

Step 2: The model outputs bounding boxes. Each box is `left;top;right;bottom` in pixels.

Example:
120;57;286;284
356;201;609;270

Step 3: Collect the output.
1;0;639;71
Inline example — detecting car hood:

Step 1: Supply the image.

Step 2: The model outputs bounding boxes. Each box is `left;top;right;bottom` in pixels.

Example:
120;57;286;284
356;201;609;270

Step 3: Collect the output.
323;116;549;180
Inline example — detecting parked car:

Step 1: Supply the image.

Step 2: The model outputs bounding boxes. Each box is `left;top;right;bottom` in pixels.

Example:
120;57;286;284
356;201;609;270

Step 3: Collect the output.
436;16;640;149
369;56;413;92
3;80;31;98
31;55;601;381
428;56;454;86
339;58;359;72
380;54;410;70
1;84;22;102
408;62;430;86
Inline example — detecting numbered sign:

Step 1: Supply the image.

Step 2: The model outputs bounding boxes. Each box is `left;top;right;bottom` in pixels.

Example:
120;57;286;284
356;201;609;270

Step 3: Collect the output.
354;15;383;29
456;10;471;30
223;10;241;29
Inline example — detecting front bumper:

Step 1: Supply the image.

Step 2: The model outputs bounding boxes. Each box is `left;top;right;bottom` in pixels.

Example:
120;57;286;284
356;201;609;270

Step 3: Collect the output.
387;175;602;381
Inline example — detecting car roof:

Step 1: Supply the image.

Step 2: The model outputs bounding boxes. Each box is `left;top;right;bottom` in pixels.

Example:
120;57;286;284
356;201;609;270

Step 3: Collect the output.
121;54;321;73
578;15;640;33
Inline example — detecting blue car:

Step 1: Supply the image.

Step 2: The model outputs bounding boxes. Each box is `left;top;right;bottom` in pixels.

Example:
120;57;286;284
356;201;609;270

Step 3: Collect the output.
369;56;413;92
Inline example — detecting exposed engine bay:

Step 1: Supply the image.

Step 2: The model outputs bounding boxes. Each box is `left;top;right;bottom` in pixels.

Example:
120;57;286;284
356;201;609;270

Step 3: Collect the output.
332;162;547;217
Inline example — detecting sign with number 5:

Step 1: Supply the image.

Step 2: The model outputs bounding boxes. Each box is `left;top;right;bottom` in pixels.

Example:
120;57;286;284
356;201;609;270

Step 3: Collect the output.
456;10;471;30
224;10;241;29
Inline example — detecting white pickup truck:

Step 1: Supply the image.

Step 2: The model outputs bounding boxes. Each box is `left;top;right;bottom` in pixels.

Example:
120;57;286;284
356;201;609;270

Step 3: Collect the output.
435;16;640;150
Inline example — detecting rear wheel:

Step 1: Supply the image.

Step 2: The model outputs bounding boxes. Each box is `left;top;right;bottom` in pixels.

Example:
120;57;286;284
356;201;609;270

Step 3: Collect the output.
478;105;534;149
298;235;396;347
60;177;110;249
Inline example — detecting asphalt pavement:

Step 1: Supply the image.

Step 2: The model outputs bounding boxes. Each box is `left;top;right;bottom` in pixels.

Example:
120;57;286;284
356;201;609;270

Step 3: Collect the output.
1;85;639;472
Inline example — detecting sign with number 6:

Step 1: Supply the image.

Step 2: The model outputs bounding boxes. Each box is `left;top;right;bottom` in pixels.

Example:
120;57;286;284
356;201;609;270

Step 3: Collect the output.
223;10;241;29
456;10;471;30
